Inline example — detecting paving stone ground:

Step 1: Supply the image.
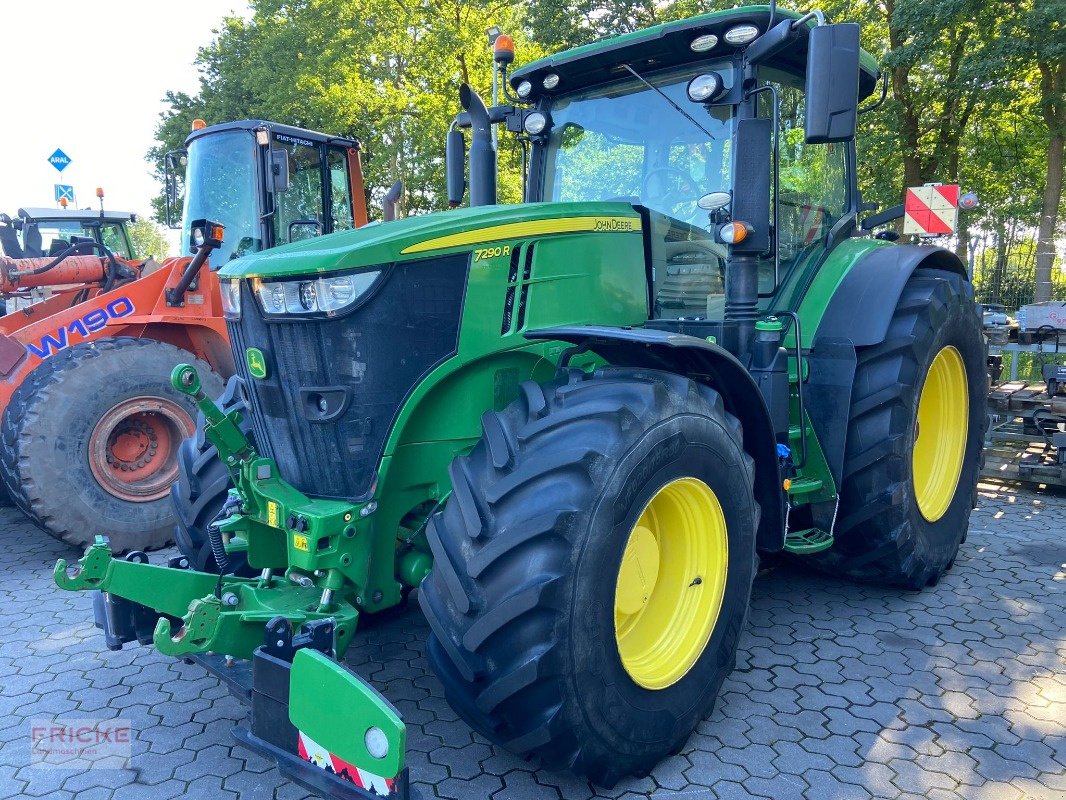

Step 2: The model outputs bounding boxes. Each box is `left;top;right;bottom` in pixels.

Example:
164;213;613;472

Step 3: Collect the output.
2;478;1064;800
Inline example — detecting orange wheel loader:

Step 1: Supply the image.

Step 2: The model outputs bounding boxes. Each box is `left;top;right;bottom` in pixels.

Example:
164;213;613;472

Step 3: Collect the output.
0;120;368;551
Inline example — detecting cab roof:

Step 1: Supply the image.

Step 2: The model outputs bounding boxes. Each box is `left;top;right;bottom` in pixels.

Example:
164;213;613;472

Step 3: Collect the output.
17;207;137;224
184;119;361;150
511;5;880;101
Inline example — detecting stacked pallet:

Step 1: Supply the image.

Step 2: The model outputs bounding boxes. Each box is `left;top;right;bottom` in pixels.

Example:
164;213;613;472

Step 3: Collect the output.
983;381;1066;487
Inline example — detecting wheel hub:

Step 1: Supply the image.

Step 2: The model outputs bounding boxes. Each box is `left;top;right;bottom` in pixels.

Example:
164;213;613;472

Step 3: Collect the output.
913;346;969;522
88;397;194;502
613;476;729;690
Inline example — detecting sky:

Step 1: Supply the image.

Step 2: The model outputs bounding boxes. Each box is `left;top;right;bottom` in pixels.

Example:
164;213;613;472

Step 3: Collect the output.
0;0;249;224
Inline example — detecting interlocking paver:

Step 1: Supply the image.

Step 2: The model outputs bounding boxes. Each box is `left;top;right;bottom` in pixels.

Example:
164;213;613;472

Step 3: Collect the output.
5;479;1064;799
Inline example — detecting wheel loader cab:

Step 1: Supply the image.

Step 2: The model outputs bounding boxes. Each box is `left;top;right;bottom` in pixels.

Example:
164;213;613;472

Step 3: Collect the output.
178;120;368;263
10;208;137;260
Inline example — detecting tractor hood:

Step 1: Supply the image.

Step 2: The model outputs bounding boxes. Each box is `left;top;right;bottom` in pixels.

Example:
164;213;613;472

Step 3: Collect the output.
219;201;643;279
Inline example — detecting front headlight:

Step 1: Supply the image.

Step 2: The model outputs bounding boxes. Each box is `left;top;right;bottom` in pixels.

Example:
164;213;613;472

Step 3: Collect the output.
252;270;382;318
220;278;241;320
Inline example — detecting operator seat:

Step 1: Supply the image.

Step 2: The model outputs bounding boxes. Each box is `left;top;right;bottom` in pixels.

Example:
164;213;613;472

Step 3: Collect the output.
22;222;43;258
0;216;23;258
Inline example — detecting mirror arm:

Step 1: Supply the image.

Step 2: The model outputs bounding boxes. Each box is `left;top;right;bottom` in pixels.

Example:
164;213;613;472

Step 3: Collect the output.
859;72;889;115
791;9;826;29
860;204;904;230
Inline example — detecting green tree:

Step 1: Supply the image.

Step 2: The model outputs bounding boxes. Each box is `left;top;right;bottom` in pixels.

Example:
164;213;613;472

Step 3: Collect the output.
128;217;171;260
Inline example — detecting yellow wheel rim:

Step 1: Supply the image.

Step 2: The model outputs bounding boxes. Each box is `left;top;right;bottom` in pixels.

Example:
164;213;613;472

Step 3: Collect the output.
913;346;969;522
613;476;728;690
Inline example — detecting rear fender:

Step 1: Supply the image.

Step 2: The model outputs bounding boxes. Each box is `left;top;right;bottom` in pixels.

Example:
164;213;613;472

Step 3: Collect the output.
526;325;786;552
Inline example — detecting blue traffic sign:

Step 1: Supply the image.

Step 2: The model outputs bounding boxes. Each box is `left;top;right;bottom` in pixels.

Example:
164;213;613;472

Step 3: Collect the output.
54;184;75;204
48;148;72;172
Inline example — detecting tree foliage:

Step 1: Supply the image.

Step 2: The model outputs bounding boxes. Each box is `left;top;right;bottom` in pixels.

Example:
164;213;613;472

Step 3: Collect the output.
127;218;171;261
150;0;1064;304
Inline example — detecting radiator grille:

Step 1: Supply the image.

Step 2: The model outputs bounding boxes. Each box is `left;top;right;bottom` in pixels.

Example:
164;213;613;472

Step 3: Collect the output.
229;254;469;500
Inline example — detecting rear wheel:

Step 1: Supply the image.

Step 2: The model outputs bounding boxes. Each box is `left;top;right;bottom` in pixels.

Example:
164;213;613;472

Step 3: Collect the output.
172;375;255;574
0;337;223;551
420;367;758;785
812;268;985;587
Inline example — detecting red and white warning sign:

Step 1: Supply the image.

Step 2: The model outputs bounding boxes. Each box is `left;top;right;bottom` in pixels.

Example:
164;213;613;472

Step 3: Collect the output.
903;184;960;236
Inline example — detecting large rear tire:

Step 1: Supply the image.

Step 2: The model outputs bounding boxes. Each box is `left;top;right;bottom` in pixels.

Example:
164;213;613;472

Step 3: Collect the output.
0;337;223;552
420;367;758;785
172;375;254;574
812;268;985;587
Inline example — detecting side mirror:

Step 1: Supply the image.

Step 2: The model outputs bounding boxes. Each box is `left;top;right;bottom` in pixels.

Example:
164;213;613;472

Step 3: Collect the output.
271;149;291;192
163;150;186;230
804;23;860;144
446;129;467;208
287;219;322;242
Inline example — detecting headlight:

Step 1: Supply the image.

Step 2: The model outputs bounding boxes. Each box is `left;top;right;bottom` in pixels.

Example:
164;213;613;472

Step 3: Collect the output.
220;278;241;320
687;73;724;103
252;271;382;318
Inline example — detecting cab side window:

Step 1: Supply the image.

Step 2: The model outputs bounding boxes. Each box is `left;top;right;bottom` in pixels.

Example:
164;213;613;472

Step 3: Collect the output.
768;77;848;270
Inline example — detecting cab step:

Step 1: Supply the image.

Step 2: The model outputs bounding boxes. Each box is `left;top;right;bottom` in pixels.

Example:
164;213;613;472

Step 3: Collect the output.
783;527;834;554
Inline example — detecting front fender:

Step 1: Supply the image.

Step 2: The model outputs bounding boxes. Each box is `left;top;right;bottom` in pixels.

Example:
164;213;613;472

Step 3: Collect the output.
526;325;786;552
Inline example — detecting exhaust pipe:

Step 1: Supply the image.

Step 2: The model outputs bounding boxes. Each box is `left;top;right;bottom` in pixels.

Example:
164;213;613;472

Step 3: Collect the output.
460;84;497;207
382;180;402;222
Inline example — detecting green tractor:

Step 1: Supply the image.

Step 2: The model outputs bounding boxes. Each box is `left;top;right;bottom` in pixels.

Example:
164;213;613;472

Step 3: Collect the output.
56;5;985;798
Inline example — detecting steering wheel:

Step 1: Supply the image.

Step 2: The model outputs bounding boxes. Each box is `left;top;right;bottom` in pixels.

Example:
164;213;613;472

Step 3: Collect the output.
642;167;701;220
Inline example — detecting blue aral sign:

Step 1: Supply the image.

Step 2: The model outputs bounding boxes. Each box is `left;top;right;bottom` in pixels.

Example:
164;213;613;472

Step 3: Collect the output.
48;148;72;172
54;184;75;204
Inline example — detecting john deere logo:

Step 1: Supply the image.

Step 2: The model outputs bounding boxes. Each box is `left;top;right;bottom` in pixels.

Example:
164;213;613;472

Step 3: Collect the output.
246;348;268;379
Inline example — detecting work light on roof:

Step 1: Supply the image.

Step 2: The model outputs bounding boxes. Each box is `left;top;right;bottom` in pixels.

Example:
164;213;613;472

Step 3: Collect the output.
516;80;533;99
724;24;759;45
689;33;719;52
542;73;560;90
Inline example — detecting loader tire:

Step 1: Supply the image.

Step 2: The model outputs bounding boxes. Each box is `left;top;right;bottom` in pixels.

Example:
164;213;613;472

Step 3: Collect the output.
0;337;223;552
172;375;255;575
811;268;985;588
420;367;758;785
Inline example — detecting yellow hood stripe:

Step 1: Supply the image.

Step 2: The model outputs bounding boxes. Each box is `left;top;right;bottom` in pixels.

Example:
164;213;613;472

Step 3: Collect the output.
401;215;642;254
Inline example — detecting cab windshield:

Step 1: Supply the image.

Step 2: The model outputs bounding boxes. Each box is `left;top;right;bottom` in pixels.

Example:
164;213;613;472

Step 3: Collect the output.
182;130;260;262
542;62;735;225
16;219;133;260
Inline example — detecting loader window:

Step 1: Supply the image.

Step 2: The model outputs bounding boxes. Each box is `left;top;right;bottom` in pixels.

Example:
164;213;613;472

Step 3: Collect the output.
272;138;325;244
182;129;260;261
326;147;355;232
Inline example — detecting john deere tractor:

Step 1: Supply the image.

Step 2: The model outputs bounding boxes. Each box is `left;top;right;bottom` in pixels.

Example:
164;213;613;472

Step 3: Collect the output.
57;6;984;798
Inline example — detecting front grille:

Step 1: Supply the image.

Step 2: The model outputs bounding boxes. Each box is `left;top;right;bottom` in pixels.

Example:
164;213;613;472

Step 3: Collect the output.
229;254;469;500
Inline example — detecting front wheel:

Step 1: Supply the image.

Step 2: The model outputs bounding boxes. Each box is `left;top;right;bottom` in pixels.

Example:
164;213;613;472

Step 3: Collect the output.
420;367;758;785
0;337;223;551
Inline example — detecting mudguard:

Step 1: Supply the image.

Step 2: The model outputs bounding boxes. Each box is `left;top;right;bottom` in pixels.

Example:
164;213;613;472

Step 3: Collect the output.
526;325;786;552
814;244;967;346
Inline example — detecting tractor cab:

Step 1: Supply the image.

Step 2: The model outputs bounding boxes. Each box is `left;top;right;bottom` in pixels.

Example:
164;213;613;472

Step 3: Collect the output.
453;6;879;360
0;206;137;260
165;119;368;263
